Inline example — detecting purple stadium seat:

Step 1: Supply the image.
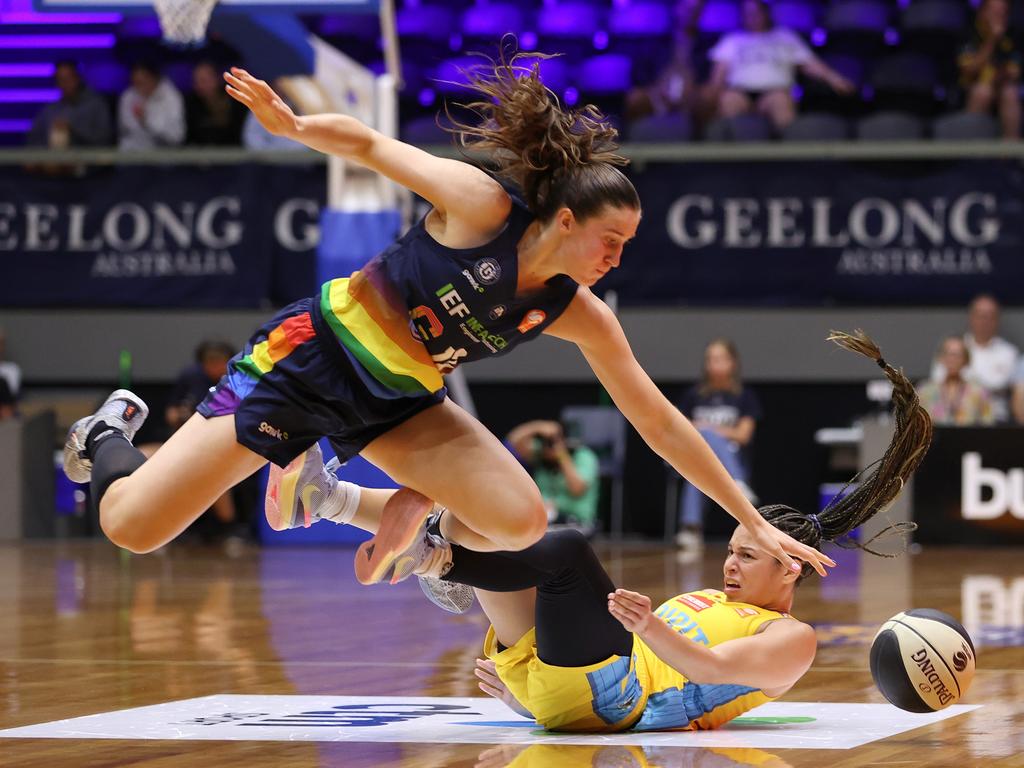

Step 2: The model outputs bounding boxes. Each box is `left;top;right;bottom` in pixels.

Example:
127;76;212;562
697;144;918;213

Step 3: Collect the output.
824;1;890;55
705;113;774;141
697;0;742;35
870;52;940;114
433;56;488;96
536;2;602;57
628;113;694;142
608;3;672;37
530;56;572;95
932;112;1000;140
781;112;849;141
901;0;967;74
401;115;455;144
461;4;526;46
578;54;632;96
397;5;458;58
855;111;926;140
771;0;818;35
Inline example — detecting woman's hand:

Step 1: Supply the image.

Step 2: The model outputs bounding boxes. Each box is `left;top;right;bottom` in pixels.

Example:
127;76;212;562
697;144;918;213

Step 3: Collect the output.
223;67;298;138
750;518;835;577
474;659;533;719
608;588;654;634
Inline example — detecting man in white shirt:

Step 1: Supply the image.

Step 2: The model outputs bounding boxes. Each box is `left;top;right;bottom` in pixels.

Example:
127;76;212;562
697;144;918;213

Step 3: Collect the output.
934;294;1019;422
118;62;185;150
708;0;854;131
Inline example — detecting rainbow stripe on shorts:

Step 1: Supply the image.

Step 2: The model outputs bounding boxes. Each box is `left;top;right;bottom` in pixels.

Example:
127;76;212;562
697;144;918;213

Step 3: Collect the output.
320;266;444;399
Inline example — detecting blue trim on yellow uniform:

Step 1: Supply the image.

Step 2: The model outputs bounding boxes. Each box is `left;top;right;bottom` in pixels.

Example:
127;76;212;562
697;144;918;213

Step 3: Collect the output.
633;682;758;731
585;656;643;726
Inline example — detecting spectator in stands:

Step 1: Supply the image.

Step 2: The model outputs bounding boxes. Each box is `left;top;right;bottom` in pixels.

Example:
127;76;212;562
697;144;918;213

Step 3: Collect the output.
707;0;854;132
1012;357;1024;425
625;0;704;122
507;419;600;535
165;340;252;542
675;339;760;553
186;61;246;146
958;0;1021;140
0;328;20;404
118;61;185;150
27;61;112;149
934;294;1019;422
918;336;994;426
0;378;14;422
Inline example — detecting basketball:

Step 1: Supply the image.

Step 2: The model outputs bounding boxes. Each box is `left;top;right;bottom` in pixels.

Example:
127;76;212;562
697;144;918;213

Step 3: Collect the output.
870;609;976;712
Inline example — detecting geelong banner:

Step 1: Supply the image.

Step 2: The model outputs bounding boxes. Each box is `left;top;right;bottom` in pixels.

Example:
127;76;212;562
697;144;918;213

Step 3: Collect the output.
1;159;1022;307
0;163;323;308
604;159;1024;306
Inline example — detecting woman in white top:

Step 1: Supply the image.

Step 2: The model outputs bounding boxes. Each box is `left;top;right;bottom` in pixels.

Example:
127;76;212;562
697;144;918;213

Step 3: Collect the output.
708;0;854;131
118;62;185;150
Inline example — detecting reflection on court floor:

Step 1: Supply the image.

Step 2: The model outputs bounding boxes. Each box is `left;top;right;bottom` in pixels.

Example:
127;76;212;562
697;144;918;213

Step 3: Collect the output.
0;695;979;750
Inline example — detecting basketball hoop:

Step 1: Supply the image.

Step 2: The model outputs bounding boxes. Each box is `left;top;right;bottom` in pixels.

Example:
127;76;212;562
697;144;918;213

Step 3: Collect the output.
153;0;219;47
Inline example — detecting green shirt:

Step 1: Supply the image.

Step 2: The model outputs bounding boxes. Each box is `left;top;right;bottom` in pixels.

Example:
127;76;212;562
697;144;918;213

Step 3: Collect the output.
533;446;600;524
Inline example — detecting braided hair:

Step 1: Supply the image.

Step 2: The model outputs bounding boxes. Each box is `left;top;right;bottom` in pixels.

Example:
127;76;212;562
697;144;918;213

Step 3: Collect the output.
441;37;640;222
761;330;934;582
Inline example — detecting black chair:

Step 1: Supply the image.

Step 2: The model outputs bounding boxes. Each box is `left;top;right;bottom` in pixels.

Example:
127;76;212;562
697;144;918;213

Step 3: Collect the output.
781;112;850;141
856;111;926;140
932;111;1000;140
870;52;942;116
560;406;628;538
628;113;695;142
705;113;775;141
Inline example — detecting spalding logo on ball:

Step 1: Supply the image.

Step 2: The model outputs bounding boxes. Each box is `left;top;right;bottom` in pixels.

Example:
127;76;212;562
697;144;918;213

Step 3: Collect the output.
870;608;976;712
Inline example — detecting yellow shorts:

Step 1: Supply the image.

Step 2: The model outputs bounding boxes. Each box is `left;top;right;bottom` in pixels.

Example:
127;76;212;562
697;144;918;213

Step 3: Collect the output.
484;625;647;732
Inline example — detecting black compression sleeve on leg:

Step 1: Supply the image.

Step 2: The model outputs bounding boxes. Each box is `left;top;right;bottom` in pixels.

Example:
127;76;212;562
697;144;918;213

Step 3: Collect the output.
446;529;633;666
90;433;145;510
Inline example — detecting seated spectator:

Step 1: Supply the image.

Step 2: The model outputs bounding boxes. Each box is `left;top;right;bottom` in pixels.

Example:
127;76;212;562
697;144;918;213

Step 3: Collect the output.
707;0;854;132
186;61;246;146
958;0;1021;139
0;328;20;403
625;0;704;121
918;336;994;426
1011;355;1024;424
507;419;600;534
675;339;760;553
118;62;185;150
27;60;112;149
933;294;1019;422
0;377;14;422
165;340;253;543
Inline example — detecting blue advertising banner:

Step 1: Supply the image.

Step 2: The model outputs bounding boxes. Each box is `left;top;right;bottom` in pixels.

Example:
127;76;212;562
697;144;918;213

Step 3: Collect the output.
3;159;1023;308
606;159;1024;306
0;163;324;308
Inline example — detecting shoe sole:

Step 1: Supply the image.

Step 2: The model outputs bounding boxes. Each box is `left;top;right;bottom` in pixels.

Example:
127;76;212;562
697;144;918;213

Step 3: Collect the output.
265;453;312;531
354;488;433;586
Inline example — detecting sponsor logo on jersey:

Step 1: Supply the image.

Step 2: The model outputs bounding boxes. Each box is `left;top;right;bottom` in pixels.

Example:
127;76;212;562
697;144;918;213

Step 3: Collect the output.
461;269;485;294
733;607;759;617
676;593;714;612
489;305;506;320
409;305;444;341
473;257;501;286
258;421;289;441
517;309;546;334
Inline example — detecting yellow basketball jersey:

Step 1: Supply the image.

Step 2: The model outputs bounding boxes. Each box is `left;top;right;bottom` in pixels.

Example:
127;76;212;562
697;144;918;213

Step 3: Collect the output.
632;589;791;731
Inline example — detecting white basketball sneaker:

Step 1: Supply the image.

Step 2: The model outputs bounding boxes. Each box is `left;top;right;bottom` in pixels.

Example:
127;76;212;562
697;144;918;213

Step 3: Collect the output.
63;389;150;483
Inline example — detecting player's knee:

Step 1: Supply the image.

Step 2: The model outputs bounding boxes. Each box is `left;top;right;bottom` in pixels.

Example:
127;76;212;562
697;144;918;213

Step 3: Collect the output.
492;494;547;551
99;505;158;554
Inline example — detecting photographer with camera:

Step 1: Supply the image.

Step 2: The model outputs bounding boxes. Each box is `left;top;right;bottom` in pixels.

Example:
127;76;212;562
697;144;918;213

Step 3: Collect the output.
507;419;600;534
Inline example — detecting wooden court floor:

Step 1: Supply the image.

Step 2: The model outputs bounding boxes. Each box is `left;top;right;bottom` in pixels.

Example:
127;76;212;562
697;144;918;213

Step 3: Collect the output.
0;538;1022;767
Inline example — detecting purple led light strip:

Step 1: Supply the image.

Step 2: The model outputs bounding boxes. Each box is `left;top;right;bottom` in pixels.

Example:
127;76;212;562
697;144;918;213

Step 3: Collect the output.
0;34;116;47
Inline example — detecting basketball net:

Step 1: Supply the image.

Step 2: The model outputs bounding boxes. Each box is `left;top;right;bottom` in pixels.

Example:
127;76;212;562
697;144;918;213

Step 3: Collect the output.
153;0;219;46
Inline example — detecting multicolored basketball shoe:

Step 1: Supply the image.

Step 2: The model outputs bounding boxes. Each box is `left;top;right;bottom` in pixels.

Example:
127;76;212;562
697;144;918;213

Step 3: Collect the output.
265;442;340;531
354;488;448;586
63;389;150;483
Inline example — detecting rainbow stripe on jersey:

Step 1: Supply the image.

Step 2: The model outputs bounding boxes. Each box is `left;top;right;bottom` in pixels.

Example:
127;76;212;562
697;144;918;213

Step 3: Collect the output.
319;267;444;398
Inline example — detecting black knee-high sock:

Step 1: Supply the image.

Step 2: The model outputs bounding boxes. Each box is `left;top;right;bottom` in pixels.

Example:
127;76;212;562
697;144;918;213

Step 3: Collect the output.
445;529;633;666
89;426;145;510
